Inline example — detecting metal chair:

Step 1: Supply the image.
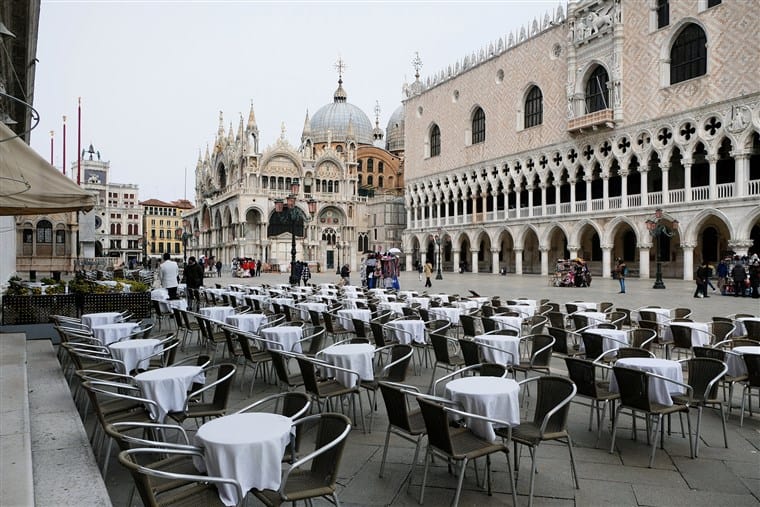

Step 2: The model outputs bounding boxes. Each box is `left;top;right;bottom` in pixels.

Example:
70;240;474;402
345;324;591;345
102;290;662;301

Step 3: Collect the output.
564;357;619;447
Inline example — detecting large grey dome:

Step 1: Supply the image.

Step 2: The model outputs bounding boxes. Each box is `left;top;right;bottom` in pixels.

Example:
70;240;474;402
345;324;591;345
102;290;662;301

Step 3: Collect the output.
309;80;374;145
385;104;405;152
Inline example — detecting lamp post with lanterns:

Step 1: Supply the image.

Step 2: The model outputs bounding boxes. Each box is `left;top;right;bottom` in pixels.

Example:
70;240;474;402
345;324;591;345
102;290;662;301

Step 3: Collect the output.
273;179;317;285
175;219;194;266
645;208;679;289
435;227;443;280
335;233;342;274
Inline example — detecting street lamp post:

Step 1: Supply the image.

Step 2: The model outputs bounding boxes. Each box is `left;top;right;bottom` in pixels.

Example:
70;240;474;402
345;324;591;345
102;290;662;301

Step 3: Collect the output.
335;234;342;275
646;208;679;290
435;229;443;280
274;179;317;285
176;219;192;265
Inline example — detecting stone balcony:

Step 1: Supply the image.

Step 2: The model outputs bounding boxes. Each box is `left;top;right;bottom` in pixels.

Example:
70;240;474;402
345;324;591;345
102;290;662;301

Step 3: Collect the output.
568;108;615;132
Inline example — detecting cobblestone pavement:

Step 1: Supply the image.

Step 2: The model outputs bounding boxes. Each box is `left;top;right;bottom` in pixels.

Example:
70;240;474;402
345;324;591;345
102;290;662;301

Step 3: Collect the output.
102;271;760;506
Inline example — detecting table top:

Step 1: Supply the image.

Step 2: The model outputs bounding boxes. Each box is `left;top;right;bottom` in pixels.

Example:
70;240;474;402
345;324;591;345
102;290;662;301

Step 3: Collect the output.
617;357;677;369
321;343;375;358
134;365;202;382
109;337;159;351
733;346;760;355
447;375;518;396
445;376;520;441
196;412;293;506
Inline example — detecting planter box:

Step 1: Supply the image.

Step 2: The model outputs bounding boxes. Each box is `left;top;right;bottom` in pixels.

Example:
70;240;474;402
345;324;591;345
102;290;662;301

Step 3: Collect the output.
79;292;151;319
2;294;78;325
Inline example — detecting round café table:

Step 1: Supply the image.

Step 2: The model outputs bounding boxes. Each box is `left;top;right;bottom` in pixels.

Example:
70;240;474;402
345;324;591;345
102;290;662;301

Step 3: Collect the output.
82;312;123;329
444;376;520;442
474;333;520;365
91;322;139;346
318;343;375;387
134;365;204;422
195;412;293;506
609;358;684;406
109;338;160;374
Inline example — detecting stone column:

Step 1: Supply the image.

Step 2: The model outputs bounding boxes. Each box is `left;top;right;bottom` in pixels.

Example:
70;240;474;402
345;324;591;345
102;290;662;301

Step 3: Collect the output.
491;248;500;274
452;249;460;275
585;177;592;210
540;183;547;217
661;163;670;205
728;240;753;258
681;243;694;281
514;248;524;275
734;153;750;198
471;250;479;274
602;174;610;210
527;186;534;217
515;190;521;216
683;160;692;203
601;244;612;278
640;169;649;206
568;245;579;262
569;178;576;212
708;155;718;200
639;245;651;279
554;183;561;213
540;246;550;276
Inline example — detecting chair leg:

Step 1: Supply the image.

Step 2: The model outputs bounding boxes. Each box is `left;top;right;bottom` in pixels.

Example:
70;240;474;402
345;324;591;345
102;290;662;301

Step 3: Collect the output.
740;386;748;427
505;449;518;506
718;402;728;449
419;446;432;504
566;436;579;489
648;414;661;468
527;446;538;507
694;406;703;458
452;457;468;507
407;435;425;494
609;406;622;455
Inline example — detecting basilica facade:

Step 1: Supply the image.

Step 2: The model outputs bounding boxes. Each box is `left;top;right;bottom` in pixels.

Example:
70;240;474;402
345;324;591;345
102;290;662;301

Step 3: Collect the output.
402;0;760;280
183;74;405;273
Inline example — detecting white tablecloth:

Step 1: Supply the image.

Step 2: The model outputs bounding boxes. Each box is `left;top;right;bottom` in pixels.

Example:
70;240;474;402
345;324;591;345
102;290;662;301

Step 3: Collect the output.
318;343;375;387
342;298;368;310
575;311;609;328
504;304;535;317
572;301;598;311
82;312;122;329
156;298;188;313
261;325;304;353
474;334;520;365
408;296;431;309
151;288;169;300
490;315;523;334
583;328;630;353
734;317;760;337
429;306;463;325
374;292;397;303
378;301;407;316
669;322;712;347
609;358;684;406
726;346;760;377
134;365;204;422
297;302;327;321
226;313;268;334
195;412;293;506
337;309;372;332
91;322;139;345
453;300;480;311
109;338;160;374
270;297;295;312
398;290;419;299
200;306;236;322
444;376;520;442
386;319;427;345
428;294;450;303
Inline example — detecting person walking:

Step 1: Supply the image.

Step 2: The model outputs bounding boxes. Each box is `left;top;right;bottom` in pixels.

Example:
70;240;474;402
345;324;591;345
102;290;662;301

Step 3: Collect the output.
256;259;262;276
615;258;627;294
716;259;729;295
340;264;351;286
423;261;433;288
749;260;760;299
301;262;311;286
731;262;747;297
417;261;423;281
159;252;179;300
694;262;709;298
215;260;223;278
184;256;204;311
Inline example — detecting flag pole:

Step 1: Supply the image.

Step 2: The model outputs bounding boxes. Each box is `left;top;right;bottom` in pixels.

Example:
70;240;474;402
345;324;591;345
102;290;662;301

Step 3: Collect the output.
77;98;81;185
62;115;67;175
49;130;54;165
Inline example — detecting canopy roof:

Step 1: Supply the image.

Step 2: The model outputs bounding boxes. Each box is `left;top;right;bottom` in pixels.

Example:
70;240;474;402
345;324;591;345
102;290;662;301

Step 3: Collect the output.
0;123;95;215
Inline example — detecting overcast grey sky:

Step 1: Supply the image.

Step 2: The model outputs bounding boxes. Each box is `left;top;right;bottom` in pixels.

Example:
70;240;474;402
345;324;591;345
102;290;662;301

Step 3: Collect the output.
31;0;559;202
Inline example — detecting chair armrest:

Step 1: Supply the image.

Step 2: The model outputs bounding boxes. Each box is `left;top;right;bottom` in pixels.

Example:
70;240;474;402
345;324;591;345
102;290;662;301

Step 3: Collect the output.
537;382;577;435
432;365;484;395
184;366;236;408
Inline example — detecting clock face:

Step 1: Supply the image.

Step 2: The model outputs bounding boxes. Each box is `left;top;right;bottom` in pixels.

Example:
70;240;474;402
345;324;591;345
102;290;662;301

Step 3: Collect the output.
95;216;102;228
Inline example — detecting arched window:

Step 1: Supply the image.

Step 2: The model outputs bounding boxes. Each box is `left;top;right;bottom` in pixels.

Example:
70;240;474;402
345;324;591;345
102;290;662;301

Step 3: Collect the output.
378;176;384;187
358;174;363;185
670;24;707;84
524;86;543;128
585;66;610;114
367;159;374;172
430;124;441;157
367;175;374;186
656;0;669;28
36;220;52;243
471;107;485;144
357;160;362;171
110;223;116;235
378;161;384;173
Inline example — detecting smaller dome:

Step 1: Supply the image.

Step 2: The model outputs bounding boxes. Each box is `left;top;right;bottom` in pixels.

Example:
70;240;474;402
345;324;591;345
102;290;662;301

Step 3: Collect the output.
385;104;405;152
